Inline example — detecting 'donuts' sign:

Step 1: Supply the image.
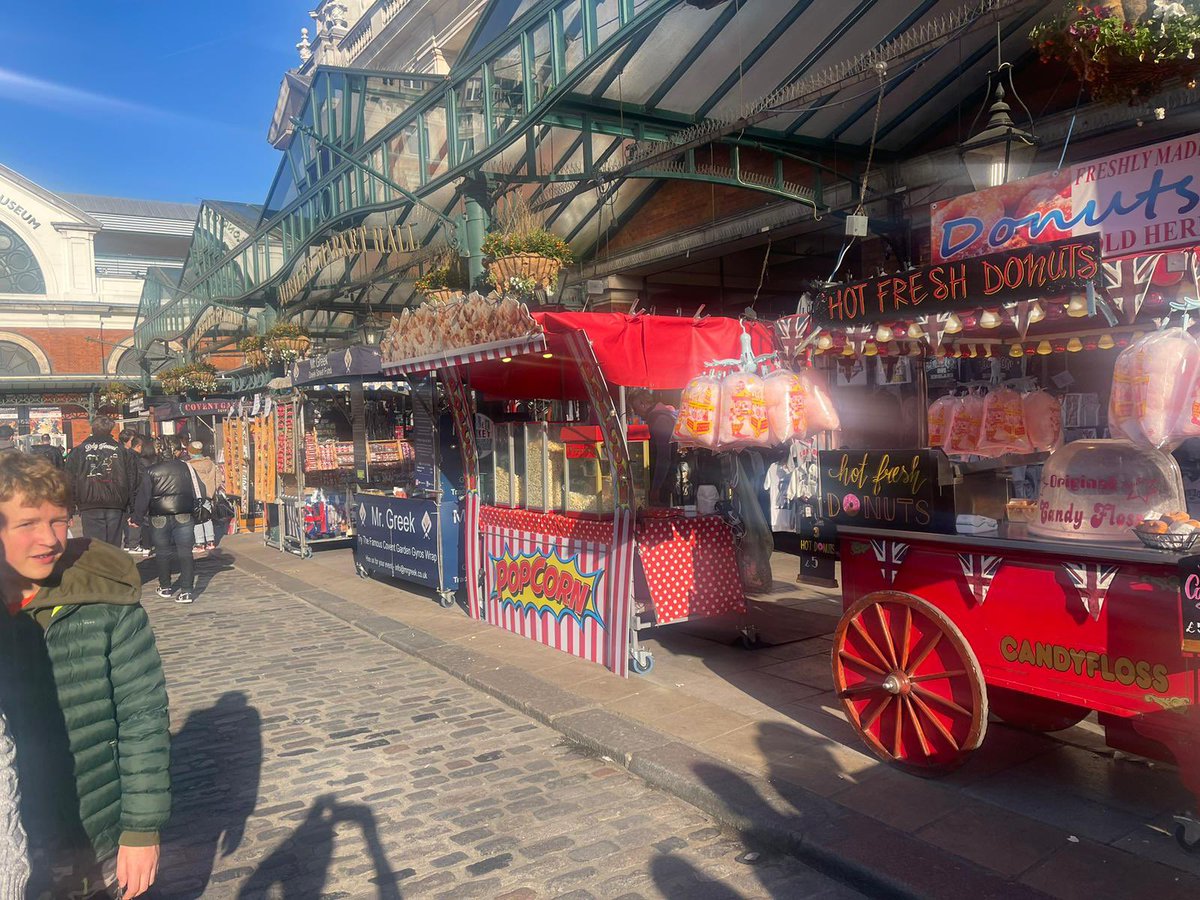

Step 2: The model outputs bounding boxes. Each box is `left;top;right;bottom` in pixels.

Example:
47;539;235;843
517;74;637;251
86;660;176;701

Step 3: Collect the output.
815;236;1101;326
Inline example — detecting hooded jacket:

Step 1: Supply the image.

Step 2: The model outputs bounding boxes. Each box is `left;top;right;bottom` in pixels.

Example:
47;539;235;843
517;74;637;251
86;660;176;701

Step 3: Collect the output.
0;539;170;868
187;455;218;498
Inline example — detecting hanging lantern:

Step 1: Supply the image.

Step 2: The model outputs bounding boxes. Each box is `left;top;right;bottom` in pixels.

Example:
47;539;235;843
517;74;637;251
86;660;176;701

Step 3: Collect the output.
935;344;947;358
961;312;979;329
1028;301;1046;324
951;345;963;358
1116;336;1131;348
1066;293;1089;318
979;308;1003;329
1084;340;1098;351
944;313;964;335
1009;343;1024;358
863;340;879;357
1098;334;1115;350
1053;340;1067;353
875;323;893;343
1067;337;1083;352
967;344;979;358
1025;345;1037;356
893;324;908;341
907;322;926;340
1036;340;1053;356
816;332;834;351
958;63;1040;191
908;341;924;357
982;344;994;358
842;343;856;356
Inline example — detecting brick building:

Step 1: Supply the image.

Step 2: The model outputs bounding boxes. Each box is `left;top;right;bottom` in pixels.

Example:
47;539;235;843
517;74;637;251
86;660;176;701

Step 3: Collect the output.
0;163;196;447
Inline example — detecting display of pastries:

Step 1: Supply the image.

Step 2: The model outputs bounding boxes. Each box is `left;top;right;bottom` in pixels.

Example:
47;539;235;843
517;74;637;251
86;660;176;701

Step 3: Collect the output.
381;292;542;364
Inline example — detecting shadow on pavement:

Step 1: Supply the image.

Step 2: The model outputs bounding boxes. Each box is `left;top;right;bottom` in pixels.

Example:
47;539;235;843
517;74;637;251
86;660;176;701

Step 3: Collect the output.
157;691;262;898
236;795;402;900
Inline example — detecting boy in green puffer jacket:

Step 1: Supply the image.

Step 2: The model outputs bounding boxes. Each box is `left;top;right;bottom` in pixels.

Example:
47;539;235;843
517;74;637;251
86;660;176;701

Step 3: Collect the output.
0;452;170;899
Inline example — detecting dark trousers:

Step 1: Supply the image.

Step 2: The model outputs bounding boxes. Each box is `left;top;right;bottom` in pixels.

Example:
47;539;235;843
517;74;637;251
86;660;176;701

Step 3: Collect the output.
150;514;195;592
79;508;123;546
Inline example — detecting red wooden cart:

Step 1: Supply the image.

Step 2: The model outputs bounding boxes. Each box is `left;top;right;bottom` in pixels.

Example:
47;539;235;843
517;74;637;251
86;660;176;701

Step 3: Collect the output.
830;522;1200;849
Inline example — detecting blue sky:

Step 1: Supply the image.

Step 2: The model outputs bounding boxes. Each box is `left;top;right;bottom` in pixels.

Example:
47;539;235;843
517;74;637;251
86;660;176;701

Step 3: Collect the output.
4;2;304;204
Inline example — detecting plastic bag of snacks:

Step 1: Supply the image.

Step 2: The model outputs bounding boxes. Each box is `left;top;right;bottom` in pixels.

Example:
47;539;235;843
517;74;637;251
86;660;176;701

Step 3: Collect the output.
1109;329;1200;448
797;369;840;433
927;395;954;448
763;369;807;443
1173;349;1200;441
1022;391;1063;452
672;374;722;448
944;394;985;456
717;372;772;449
976;387;1033;456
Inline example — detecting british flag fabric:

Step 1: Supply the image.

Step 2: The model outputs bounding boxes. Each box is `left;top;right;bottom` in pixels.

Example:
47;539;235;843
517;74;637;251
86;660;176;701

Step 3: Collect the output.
1062;562;1120;621
1103;250;1197;324
957;553;1002;605
870;539;909;586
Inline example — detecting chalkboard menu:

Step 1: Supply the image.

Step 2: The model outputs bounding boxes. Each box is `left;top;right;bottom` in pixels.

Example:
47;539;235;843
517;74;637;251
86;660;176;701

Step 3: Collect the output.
1180;554;1200;653
818;448;955;533
411;384;437;493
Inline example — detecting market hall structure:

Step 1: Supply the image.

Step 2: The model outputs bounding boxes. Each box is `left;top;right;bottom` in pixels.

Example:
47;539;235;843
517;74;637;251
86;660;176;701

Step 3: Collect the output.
124;0;1200;854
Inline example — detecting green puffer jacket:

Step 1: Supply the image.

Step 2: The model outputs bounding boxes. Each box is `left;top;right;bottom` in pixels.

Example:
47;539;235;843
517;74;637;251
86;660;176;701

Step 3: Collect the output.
0;539;170;865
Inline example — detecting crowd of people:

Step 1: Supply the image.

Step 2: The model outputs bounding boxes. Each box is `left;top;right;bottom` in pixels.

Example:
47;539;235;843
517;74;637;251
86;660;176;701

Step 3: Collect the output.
0;415;233;897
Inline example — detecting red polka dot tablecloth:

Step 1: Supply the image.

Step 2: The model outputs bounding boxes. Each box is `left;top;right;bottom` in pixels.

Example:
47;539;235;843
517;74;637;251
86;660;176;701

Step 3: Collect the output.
479;506;614;544
636;514;747;625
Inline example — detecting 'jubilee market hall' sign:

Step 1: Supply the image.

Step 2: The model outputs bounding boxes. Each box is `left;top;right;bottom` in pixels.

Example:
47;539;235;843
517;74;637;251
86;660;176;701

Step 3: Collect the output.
814;236;1102;327
280;224;422;304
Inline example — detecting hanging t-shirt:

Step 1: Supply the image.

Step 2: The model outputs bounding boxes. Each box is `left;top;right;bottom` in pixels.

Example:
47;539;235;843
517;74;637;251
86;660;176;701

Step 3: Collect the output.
764;462;793;532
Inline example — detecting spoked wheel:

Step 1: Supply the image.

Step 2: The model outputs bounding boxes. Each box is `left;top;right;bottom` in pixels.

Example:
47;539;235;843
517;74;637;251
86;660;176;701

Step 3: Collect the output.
990;687;1089;733
832;591;987;775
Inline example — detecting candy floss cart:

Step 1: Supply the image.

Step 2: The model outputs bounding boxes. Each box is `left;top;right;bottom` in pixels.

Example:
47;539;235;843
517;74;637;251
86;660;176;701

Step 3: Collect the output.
380;296;771;676
809;197;1200;844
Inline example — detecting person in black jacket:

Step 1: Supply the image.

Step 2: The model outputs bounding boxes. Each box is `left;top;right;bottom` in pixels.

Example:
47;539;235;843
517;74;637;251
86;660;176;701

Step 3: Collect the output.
133;442;197;603
29;434;64;470
65;416;139;546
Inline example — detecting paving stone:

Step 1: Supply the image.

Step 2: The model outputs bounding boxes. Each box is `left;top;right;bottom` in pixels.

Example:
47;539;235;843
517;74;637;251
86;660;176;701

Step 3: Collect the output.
145;543;863;898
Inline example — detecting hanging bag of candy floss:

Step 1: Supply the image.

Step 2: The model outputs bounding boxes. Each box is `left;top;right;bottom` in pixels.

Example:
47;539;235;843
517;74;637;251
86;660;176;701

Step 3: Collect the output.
927;395;954;448
797;369;840;432
763;369;807;443
977;387;1033;456
1110;330;1199;448
1023;391;1063;452
1173;335;1200;440
717;371;772;449
944;393;985;456
672;374;722;449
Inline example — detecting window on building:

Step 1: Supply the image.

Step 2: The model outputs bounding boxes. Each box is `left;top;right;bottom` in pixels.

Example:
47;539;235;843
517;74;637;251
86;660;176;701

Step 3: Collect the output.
0;222;46;294
0;341;40;376
115;349;143;376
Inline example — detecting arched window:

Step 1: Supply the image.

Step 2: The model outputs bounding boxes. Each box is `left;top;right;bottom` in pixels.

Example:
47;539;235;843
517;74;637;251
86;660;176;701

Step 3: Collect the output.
0;341;40;376
115;349;143;376
0;222;45;294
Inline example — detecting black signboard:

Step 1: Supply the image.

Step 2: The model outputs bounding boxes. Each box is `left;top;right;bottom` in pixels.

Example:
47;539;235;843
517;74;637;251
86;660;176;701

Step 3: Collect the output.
1180;554;1200;653
291;346;382;385
355;494;445;589
815;236;1101;326
410;383;437;493
818;448;955;533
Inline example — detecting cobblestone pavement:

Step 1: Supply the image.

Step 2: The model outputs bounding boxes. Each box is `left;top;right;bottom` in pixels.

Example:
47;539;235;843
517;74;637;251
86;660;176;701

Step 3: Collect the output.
144;555;861;899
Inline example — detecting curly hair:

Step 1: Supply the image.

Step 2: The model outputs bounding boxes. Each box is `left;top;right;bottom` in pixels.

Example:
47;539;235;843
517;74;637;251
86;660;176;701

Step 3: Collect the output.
0;452;70;509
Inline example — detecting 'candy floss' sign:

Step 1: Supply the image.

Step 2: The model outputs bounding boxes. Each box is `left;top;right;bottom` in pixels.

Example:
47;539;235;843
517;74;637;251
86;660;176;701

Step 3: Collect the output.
931;132;1200;263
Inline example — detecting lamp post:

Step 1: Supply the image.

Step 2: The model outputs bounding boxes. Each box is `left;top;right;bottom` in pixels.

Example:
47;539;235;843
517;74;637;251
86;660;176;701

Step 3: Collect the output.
357;308;385;347
959;63;1040;191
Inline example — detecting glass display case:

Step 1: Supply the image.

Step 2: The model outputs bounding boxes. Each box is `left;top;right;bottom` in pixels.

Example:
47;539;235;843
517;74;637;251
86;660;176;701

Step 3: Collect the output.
524;423;566;512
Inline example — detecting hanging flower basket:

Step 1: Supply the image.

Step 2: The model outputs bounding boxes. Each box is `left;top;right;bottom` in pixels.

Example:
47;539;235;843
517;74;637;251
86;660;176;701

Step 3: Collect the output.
245;349;269;369
262;324;312;363
1030;4;1200;106
157;362;218;396
487;253;563;291
99;382;134;407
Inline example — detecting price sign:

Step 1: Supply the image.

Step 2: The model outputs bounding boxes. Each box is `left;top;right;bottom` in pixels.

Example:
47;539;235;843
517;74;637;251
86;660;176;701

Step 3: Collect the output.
411;389;437;493
1180;554;1200;653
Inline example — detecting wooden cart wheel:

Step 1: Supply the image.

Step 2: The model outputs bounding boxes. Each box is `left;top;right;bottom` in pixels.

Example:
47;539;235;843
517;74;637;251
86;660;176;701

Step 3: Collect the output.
989;687;1089;733
832;590;987;775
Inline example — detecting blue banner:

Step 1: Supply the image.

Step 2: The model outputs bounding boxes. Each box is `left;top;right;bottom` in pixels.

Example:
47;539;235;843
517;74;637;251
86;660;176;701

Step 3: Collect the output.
354;493;461;591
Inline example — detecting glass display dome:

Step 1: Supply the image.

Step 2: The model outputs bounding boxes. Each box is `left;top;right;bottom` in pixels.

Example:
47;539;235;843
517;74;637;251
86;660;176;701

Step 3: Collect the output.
1028;440;1186;543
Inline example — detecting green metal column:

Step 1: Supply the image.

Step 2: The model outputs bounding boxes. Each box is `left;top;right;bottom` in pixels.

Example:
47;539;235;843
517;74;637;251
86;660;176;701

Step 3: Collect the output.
464;196;489;288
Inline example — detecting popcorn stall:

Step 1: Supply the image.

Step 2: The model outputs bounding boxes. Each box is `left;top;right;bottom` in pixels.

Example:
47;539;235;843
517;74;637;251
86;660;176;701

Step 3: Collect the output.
805;151;1200;846
380;295;780;675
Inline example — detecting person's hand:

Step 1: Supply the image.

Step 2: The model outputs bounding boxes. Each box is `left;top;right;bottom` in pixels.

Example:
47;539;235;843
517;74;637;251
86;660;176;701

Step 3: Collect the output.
116;844;159;898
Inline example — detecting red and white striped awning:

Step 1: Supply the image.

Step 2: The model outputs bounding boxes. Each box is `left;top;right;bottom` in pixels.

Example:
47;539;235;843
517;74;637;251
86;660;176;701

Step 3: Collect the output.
380;333;547;376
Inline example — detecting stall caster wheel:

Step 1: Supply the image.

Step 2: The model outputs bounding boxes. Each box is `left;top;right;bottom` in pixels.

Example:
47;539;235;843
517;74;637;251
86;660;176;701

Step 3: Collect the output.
355;564;369;579
738;626;762;651
438;592;456;610
630;652;655;675
1174;814;1200;853
832;590;988;774
302;546;314;559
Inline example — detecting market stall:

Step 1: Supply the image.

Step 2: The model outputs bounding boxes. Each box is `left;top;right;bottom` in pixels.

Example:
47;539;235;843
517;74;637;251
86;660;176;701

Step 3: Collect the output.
800;176;1200;845
381;298;776;675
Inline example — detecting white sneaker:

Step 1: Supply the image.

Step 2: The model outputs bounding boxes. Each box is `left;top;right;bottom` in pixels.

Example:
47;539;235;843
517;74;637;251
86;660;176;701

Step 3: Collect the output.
175;592;194;604
155;587;175;599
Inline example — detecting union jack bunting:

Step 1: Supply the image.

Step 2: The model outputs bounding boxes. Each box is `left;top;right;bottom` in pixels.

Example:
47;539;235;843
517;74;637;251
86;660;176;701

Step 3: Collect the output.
1103;251;1196;324
774;313;812;361
957;553;1002;605
870;539;909;585
1062;562;1120;621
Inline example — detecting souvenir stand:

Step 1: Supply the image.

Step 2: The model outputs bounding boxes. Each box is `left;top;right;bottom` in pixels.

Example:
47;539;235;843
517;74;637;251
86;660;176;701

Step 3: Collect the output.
262;346;416;558
381;298;769;676
221;396;275;534
807;217;1200;846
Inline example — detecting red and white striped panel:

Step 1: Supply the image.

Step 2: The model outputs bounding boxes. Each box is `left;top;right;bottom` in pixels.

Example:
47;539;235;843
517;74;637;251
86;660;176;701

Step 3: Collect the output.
480;513;630;675
382;334;548;376
604;508;635;677
462;492;483;619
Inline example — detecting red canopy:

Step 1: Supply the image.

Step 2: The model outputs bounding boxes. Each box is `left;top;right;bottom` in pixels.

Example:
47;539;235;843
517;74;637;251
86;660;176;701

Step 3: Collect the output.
467;312;775;400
